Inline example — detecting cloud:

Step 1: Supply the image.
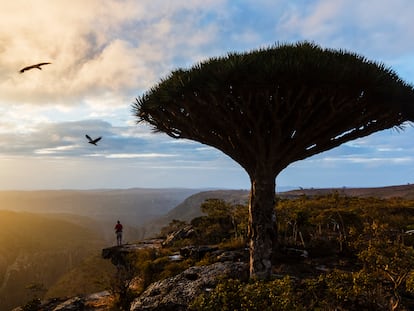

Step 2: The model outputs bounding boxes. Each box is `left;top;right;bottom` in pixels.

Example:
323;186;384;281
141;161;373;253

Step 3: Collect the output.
320;156;414;166
0;0;229;107
2;0;413;108
34;145;80;155
275;0;414;60
105;153;177;159
0;1;147;105
277;1;345;40
0;116;226;169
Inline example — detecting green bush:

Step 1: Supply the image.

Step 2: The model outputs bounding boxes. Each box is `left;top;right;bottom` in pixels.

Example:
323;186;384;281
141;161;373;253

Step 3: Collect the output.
190;276;302;311
120;195;414;310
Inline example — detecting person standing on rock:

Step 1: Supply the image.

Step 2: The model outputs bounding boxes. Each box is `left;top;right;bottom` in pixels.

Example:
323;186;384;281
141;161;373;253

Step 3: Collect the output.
114;220;123;246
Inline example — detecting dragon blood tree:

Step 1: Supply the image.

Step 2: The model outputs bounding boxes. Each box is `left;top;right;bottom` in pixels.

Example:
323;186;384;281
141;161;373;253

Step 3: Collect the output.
133;42;414;279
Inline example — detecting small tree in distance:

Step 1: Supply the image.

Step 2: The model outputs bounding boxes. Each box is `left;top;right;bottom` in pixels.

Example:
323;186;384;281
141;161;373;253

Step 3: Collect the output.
133;42;414;279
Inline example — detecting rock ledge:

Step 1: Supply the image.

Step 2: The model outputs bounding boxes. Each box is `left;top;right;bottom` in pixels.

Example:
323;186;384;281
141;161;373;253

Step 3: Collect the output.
130;261;248;311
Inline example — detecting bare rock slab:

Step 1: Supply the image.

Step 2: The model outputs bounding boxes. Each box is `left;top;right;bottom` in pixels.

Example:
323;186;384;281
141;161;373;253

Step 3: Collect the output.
130;261;248;311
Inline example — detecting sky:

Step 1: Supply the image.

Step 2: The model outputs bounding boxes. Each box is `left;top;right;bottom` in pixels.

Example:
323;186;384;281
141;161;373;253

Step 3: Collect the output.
1;0;414;191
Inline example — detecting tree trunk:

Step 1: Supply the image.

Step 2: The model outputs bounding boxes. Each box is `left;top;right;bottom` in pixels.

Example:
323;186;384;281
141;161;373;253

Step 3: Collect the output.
248;175;277;279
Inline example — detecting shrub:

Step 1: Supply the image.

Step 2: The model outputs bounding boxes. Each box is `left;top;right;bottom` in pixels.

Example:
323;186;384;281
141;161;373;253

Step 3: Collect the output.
190;276;302;311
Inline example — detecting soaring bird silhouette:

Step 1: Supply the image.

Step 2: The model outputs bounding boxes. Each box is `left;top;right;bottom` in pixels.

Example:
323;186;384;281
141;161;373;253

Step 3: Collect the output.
19;62;51;73
85;135;102;146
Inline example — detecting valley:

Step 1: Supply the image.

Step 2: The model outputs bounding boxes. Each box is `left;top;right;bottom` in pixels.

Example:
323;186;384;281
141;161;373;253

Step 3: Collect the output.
0;188;200;310
2;184;414;310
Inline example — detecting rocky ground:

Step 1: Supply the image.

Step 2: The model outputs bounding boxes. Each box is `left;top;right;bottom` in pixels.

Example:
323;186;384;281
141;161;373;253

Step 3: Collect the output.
11;291;114;311
13;238;251;311
11;231;358;310
11;239;339;310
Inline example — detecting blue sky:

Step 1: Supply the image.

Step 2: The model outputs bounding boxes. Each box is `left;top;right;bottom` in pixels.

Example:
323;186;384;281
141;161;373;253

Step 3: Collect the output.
0;0;414;190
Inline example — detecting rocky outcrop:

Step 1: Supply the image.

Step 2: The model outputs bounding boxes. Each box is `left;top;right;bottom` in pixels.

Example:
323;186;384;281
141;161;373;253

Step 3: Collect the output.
11;291;113;311
162;225;195;247
130;261;248;311
101;240;163;266
179;245;218;260
101;238;250;310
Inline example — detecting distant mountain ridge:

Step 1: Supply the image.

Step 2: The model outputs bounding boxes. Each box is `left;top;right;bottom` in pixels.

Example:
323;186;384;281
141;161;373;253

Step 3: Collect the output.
142;184;414;237
166;189;250;221
0;188;201;227
281;184;414;199
2;185;413;241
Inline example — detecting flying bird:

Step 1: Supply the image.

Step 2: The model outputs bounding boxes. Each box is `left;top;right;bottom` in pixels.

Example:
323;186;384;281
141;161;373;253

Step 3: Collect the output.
86;135;102;146
19;62;51;73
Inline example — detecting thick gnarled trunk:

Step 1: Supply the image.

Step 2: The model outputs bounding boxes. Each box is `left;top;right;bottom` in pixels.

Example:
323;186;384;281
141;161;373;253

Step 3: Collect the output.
248;175;277;279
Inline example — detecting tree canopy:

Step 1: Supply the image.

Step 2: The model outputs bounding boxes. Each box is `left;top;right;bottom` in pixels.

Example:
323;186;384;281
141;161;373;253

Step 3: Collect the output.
133;42;414;279
134;42;414;176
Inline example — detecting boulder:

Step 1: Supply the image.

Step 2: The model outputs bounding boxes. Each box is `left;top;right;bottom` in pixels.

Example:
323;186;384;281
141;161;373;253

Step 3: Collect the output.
162;226;195;247
130;261;248;311
50;297;84;311
12;291;112;311
214;248;249;262
179;245;218;260
102;240;162;266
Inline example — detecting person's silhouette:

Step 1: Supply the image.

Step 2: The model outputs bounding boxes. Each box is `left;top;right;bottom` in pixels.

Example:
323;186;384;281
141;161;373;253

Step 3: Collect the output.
114;220;123;246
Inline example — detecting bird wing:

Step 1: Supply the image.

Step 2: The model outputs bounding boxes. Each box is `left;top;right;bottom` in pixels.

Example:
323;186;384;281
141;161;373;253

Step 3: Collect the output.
85;134;93;142
34;63;51;69
92;137;102;144
20;65;35;73
19;62;51;73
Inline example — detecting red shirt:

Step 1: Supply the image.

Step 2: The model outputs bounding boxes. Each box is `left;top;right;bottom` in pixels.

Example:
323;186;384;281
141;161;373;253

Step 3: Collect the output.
115;223;123;232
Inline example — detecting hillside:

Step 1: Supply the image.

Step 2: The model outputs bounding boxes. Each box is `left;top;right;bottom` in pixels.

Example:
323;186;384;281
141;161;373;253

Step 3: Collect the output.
44;254;116;299
0;211;106;310
0;188;204;310
282;183;414;199
142;184;414;238
3;184;414;309
166;189;250;221
106;191;414;310
0;188;201;228
141;190;250;237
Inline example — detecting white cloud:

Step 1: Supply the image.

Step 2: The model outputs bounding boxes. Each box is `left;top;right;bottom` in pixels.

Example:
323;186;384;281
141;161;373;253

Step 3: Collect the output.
106;153;177;159
321;156;414;165
0;0;226;107
34;145;80;155
275;0;414;60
